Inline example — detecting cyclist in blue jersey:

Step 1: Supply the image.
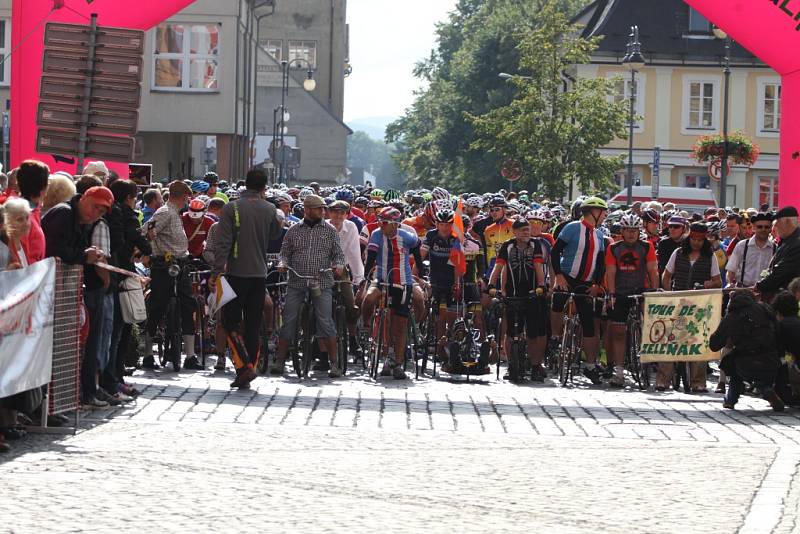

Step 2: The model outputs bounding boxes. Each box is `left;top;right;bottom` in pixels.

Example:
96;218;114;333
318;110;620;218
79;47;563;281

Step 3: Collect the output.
362;206;424;379
550;196;608;385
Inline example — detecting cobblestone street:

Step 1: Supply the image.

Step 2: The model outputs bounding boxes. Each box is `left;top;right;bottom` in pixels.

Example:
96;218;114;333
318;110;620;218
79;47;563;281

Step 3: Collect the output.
2;366;800;533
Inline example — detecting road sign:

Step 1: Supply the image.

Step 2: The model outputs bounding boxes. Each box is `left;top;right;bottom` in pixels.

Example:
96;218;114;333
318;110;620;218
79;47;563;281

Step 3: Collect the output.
40;74;141;109
37;129;134;161
38;101;138;135
45;23;144;54
708;159;730;181
43;48;142;80
651;146;661;199
501;159;523;182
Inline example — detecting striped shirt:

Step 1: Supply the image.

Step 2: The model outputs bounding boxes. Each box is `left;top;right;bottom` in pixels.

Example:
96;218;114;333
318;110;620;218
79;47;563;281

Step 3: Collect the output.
146;202;188;258
279;219;346;289
554;220;605;282
367;227;419;285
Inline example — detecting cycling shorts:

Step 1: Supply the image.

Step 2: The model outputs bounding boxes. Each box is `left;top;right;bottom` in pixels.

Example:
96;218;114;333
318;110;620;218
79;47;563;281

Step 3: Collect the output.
504;299;542;339
607;292;644;324
372;282;412;318
431;285;456;312
551;277;600;337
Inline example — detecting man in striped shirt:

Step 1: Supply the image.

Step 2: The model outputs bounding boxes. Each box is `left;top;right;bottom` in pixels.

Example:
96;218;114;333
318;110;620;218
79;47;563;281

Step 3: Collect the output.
550;196;608;385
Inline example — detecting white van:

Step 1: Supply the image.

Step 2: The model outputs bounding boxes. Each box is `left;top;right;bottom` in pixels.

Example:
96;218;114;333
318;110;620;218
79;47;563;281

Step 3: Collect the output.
610;186;717;213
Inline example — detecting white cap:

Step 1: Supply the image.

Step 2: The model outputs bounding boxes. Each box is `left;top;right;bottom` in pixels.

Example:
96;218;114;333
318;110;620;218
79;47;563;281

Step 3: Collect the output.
84;161;109;178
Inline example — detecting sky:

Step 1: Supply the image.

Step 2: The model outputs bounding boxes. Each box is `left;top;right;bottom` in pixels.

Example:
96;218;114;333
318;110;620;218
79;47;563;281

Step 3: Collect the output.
343;0;458;123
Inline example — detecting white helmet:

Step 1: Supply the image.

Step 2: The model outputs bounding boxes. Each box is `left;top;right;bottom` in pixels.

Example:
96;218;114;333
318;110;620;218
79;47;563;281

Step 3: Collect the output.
619;213;642;229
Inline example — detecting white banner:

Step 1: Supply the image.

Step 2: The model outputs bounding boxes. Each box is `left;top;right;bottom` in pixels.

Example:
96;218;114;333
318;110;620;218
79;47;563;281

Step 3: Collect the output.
0;258;56;398
640;289;722;363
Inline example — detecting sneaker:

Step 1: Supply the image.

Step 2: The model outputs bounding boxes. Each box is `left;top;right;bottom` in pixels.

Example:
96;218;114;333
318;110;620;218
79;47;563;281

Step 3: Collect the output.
765;390;785;412
312;358;331;372
269;360;286;375
120;384;141;397
392;365;407;380
183;356;205;370
230;366;257;389
328;365;342;379
531;365;547;383
722;401;736;409
582;366;602;385
113;391;135;404
380;359;394;377
82;396;109;409
141;356;159;370
609;374;625;389
95;389;121;406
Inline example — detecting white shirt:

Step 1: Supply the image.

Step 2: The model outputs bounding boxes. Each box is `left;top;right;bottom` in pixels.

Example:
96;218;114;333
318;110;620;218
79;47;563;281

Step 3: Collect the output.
665;248;720;277
726;236;776;287
330;218;364;284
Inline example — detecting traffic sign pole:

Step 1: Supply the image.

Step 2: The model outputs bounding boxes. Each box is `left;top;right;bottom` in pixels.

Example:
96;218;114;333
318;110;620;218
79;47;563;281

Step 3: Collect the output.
76;13;98;174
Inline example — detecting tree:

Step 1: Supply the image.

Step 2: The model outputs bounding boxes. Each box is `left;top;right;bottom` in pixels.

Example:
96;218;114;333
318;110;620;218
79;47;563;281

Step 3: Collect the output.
386;0;593;193
468;3;629;198
347;131;406;190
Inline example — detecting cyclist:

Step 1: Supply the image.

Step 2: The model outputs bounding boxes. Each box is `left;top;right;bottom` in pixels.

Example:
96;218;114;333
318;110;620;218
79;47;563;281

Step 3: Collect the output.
641;208;661;250
462;215;486;341
605;213;659;388
657;214;687;277
421;207;461;365
182;198;215;261
550;196;609;385
483;197;514;280
203;172;230;204
362;206;423;379
272;194;347;378
327;200;364;359
143;180;201;371
403;200;436;239
495;216;547;381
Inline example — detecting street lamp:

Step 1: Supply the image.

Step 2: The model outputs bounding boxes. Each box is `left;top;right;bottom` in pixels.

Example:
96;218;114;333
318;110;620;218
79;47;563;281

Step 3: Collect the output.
622;25;645;207
713;26;732;208
273;58;316;184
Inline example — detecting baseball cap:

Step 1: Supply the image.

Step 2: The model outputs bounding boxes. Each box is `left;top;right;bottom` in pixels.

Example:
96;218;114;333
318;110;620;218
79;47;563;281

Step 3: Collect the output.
83;186;114;210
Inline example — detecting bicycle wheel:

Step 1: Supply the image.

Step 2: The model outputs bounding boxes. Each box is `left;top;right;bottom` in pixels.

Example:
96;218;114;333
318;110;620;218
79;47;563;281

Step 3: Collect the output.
372;309;387;379
165;297;182;372
290;303;305;379
335;304;347;376
558;318;576;387
627;320;646;390
300;304;314;378
508;340;524;382
196;296;206;367
420;305;436;377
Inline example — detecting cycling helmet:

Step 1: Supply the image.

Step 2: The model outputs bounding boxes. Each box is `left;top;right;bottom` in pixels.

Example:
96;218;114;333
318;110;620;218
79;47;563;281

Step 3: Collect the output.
367;198;386;209
421;192;433;202
203;172;219;185
292;203;305;219
383;189;401;201
187;198;206;220
462;215;472;228
299;187;314;200
580;196;608;211
505;201;522;215
377;206;403;223
432;186;450;201
276;192;292;205
571;196;588;220
335;189;355;203
191;180;210;193
354;196;368;207
435;208;454;223
488;196;507;209
641;208;660;224
226;188;239;201
370;188;385;200
526;210;546;222
464;196;483;209
423;201;438;222
619;213;642;229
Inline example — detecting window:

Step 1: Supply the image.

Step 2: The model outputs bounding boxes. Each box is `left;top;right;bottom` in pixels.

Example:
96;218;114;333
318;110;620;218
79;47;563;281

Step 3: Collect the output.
688;8;710;33
758;176;779;209
613;170;641;191
287;40;317;69
682;77;719;133
609;73;646;130
0;20;10;85
683;173;710;189
261;39;282;62
757;78;781;136
153;23;219;91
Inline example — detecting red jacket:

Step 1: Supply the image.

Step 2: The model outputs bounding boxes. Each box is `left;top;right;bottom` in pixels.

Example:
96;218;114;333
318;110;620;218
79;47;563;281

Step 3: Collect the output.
19;204;46;263
181;213;215;258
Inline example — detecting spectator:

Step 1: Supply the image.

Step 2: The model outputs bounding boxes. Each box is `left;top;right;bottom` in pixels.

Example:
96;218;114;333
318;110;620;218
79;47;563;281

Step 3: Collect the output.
42;174;76;216
83;161;109;184
710;290;784;411
0;167;18;203
772;291;800;404
1;199;31;269
207;197;225;221
141;188;163;224
657;214;686;277
756;206;800;300
16;159;49;264
726;213;776;288
41;185;108;265
75;174;103;194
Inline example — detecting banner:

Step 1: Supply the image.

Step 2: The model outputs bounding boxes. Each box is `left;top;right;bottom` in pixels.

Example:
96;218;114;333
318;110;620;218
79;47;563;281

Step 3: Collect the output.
640;289;722;363
0;258;56;398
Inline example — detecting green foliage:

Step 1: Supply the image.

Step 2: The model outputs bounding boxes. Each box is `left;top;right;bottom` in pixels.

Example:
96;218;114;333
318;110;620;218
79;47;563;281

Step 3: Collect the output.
386;0;595;193
468;3;630;198
347;131;406;190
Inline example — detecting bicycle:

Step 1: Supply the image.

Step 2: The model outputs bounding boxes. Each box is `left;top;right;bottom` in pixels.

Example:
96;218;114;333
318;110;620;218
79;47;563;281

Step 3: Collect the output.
154;257;190;372
258;253;286;375
621;293;649;390
331;274;351;377
187;259;212;366
365;267;404;380
498;296;533;383
553;288;598;387
283;266;333;379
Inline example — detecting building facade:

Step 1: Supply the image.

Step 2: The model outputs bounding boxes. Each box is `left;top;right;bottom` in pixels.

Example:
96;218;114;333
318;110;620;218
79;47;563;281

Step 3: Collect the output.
254;0;351;186
576;0;781;210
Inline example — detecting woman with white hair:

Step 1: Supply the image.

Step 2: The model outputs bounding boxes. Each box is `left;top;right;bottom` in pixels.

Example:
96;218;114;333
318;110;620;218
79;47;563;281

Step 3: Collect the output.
42;173;77;216
1;197;31;269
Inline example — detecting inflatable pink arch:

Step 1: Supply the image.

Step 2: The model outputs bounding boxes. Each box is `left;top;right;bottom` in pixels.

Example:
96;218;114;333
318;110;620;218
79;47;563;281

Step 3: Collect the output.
10;0;196;175
684;0;800;207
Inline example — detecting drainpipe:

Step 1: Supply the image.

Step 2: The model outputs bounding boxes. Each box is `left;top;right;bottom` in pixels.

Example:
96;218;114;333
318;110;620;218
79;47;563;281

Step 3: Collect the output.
329;0;335;109
243;3;253;170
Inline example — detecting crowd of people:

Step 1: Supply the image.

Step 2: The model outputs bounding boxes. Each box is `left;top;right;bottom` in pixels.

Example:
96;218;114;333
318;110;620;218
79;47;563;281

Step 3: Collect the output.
2;159;800;454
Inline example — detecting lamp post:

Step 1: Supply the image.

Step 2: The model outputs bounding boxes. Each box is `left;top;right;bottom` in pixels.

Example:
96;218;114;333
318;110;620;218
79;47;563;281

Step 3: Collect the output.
273;58;316;185
622;26;645;207
713;26;732;208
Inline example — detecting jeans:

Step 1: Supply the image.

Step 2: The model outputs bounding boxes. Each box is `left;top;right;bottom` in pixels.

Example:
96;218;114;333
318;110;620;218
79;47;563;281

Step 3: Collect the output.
725;374;774;406
222;276;266;364
146;265;194;337
104;290;128;395
279;286;336;343
82;288;106;401
98;293;114;371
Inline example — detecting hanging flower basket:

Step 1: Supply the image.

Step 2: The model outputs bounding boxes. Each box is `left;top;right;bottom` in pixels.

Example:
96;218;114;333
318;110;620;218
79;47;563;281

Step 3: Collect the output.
691;131;760;166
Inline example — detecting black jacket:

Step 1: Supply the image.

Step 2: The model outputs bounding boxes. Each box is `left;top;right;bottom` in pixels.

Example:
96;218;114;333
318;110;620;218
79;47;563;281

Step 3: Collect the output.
711;291;781;382
757;227;800;294
106;202;151;272
41;194;92;265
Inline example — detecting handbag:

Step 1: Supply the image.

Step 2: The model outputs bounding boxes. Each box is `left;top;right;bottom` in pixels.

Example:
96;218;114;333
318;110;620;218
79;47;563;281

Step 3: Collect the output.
118;276;147;324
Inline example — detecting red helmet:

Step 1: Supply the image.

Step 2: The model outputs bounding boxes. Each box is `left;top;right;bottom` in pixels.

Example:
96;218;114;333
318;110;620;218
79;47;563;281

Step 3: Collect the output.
377;206;403;223
188;198;206;220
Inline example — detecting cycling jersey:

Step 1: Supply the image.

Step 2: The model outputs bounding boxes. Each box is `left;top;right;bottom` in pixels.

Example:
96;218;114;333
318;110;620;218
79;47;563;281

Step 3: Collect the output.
367;227;419;285
181;213;215;258
422;230;457;287
605;239;656;295
551;220;605;283
483;218;514;277
496;237;544;297
463;236;484;286
403;215;429;238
